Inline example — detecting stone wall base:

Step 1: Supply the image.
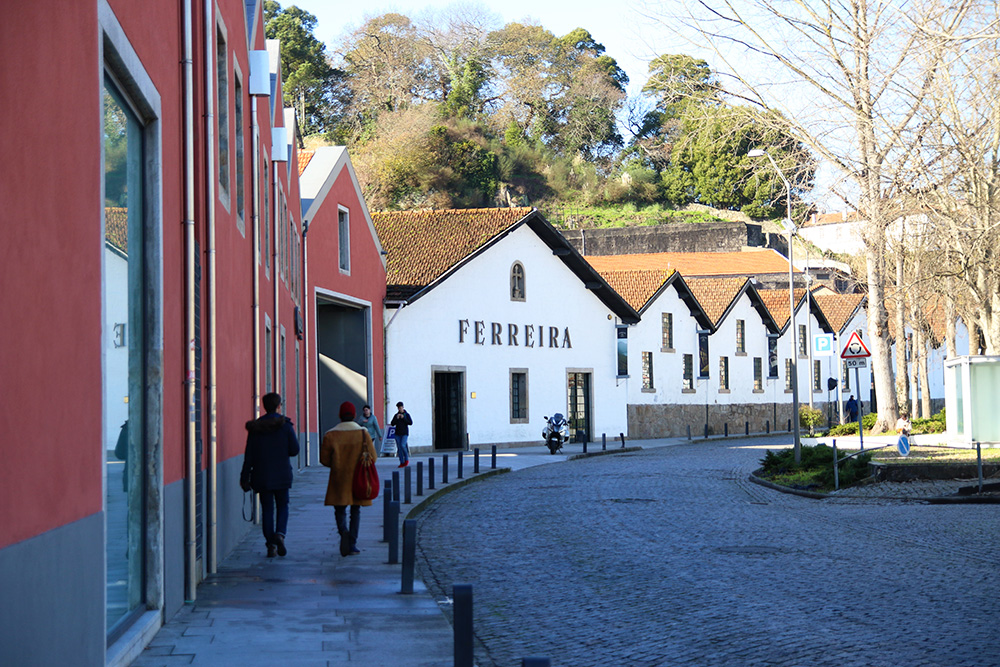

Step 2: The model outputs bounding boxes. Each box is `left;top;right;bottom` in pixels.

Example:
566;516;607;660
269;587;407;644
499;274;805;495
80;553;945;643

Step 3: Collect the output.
628;401;840;439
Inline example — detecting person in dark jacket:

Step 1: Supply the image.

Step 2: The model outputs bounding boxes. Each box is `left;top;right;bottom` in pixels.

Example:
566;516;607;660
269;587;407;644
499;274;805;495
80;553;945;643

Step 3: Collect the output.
389;401;413;468
241;392;300;558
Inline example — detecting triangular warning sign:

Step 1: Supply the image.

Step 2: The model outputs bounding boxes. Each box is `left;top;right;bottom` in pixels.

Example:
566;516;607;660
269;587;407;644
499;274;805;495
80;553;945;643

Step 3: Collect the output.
841;331;871;358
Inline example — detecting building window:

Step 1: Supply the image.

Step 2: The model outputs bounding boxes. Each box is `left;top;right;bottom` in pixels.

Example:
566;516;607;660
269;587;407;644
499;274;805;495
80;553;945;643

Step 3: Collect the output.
217;28;229;197
814;360;822;392
510;370;528;423
785;359;793;391
753;357;763;391
767;335;779;378
683;354;694;390
698;331;710;378
661;312;673;350
799;324;808;357
642;352;654;390
265;320;273;393
842;361;851;390
616;326;628;377
510;262;525;301
720;356;730;390
338;207;350;273
234;72;244;233
736;319;745;354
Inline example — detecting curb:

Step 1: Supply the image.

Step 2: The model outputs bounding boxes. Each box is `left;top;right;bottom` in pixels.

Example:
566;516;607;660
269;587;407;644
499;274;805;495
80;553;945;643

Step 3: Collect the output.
405;468;511;518
567;445;643;460
748;471;1000;504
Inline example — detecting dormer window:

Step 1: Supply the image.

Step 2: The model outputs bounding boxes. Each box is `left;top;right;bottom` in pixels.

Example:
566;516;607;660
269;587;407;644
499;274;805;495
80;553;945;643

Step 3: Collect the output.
510;262;525;301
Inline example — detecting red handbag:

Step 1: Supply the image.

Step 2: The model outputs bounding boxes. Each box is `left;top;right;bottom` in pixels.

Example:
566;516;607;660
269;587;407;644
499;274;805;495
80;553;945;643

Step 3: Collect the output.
352;447;380;501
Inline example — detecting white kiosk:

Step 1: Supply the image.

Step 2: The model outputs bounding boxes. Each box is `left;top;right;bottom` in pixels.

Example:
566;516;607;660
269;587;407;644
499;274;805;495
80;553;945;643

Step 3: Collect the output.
943;355;1000;446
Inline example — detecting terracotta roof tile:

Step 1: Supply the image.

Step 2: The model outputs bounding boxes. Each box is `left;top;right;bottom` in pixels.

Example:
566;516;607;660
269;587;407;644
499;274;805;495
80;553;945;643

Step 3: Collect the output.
685;278;748;326
757;288;808;330
813;293;866;334
372;208;534;300
297;149;315;176
584;250;797;277
597;268;674;311
105;207;128;254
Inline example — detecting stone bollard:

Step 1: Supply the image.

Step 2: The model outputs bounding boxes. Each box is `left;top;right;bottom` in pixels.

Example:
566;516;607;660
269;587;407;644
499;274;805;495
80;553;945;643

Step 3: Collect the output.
454;584;474;667
401;519;416;594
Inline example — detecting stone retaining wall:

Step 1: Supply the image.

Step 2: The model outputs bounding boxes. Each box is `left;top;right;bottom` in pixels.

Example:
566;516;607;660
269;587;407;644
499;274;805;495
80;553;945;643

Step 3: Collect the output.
627;401;838;439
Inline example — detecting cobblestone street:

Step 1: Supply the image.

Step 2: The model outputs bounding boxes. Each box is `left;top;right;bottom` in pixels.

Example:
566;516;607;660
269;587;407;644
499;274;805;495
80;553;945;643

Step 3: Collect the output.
415;438;1000;667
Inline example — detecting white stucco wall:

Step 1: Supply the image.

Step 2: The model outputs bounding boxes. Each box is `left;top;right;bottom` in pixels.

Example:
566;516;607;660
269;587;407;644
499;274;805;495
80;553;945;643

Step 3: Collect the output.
384;225;628;447
798;222;865;255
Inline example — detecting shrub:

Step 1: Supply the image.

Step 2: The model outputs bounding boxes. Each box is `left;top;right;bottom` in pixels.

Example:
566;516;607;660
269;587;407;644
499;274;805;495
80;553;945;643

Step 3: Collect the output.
799;405;824;435
759;444;872;491
825;422;858;436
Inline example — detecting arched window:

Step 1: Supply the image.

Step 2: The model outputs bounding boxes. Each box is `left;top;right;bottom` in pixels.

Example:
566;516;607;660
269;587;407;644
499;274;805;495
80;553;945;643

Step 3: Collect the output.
510;262;525;301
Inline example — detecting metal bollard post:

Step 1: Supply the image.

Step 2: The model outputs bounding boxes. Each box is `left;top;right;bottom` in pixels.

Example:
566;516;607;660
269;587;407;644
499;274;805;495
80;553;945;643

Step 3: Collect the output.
787;418;792;432
704;424;709;439
404;465;412;504
443;455;449;484
382;480;392;543
392;471;400;503
416;461;424;496
602;433;607;451
458;451;464;479
466;433;470;452
687;425;691;440
583;439;587;454
401;519;416;594
428;457;436;490
522;659;551;667
474;448;480;473
387;501;400;564
620;432;626;448
977;442;984;493
766;420;770;434
491;445;497;469
725;423;728;437
833;440;839;491
746;421;749;436
454;584;474;667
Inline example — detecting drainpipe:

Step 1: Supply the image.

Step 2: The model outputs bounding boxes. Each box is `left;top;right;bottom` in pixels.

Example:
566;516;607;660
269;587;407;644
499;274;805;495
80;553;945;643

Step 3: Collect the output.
181;0;198;603
384;299;407;421
302;219;310;464
251;98;260;417
204;0;218;575
273;173;279;398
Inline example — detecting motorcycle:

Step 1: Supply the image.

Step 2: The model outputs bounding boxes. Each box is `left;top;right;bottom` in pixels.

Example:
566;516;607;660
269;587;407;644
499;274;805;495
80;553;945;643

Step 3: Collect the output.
542;413;569;454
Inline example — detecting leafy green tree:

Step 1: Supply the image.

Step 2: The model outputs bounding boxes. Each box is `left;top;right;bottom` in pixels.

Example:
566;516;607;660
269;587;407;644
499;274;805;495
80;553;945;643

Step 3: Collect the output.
264;2;345;137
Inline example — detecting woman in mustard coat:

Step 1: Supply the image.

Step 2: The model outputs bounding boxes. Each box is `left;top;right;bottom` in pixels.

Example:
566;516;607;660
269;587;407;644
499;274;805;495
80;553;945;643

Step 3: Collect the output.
320;401;377;556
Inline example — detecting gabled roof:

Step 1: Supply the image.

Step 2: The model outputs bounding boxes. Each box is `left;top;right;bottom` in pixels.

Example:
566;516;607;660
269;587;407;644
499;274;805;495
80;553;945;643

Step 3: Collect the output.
813;292;866;335
685;277;748;326
585;249;800;277
371;208;640;323
298;149;314;176
757;288;808;332
299;146;385;269
598;268;674;312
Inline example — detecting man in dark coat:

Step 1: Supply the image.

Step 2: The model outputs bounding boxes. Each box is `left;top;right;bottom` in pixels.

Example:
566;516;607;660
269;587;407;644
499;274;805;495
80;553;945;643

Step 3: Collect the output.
241;392;300;557
845;395;859;423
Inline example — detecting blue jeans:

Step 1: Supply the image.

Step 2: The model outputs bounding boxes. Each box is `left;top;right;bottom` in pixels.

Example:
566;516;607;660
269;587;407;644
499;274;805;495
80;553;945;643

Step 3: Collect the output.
395;434;409;465
259;488;289;545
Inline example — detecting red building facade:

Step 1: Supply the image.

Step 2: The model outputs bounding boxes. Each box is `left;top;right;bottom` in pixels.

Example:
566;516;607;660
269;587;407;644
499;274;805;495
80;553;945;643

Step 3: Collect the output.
0;2;384;664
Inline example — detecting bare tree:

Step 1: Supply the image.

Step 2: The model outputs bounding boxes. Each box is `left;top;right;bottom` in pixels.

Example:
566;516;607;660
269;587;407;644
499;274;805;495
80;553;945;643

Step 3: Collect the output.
644;0;978;431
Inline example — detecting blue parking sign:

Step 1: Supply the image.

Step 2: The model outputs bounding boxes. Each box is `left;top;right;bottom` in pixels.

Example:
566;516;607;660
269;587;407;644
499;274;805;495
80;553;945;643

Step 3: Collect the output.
814;333;835;356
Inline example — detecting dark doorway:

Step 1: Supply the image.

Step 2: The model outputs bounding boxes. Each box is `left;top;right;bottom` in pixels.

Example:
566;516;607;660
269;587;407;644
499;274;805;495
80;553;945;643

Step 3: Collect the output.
568;372;592;443
316;300;369;437
433;371;465;450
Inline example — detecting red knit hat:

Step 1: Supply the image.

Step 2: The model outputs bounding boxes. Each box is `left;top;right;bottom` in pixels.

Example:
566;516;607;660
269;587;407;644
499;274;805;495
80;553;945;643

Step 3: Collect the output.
339;401;356;421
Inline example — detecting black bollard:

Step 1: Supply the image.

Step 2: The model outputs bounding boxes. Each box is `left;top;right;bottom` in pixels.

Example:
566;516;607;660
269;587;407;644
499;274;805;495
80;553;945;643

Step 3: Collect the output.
428;457;436;490
766;420;770;434
458;451;464;479
474;448;480;473
746;421;749;436
787;418;791;432
724;423;728;437
491;445;497;469
443;455;449;484
704;424;709;439
583;439;587;454
404;465;412;504
416;461;424;496
382;480;392;543
392;471;400;503
620;432;626;448
387;501;400;564
454;584;474;667
401;519;416;594
522;660;551;667
602;433;607;451
687;424;691;440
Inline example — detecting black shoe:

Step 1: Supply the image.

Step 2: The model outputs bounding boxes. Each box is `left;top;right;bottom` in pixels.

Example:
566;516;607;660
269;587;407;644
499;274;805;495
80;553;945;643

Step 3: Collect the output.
274;534;287;557
266;544;277;558
349;546;361;555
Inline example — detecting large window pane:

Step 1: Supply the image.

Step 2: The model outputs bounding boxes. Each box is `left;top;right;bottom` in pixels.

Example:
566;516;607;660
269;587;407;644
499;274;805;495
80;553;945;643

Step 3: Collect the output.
103;78;145;634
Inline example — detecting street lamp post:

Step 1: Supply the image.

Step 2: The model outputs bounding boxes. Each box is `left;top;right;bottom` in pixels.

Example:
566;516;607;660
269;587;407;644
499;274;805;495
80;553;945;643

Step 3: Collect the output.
749;149;801;463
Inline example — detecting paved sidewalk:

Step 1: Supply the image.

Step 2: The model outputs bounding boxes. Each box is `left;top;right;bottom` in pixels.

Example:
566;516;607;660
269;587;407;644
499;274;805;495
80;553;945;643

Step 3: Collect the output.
130;434;990;666
131;441;670;666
